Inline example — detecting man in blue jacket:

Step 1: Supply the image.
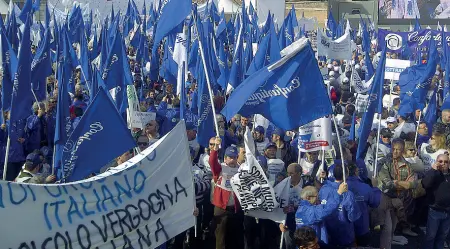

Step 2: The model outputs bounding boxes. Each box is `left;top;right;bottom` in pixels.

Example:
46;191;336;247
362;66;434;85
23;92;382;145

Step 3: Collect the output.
346;163;381;246
319;165;361;247
295;183;348;245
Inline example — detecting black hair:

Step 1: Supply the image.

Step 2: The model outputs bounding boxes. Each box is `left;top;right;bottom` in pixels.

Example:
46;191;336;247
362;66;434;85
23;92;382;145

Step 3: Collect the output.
333;164;347;181
294;226;317;248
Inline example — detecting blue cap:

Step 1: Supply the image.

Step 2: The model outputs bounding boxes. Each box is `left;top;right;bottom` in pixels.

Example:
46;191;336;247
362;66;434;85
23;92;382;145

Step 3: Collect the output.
272;129;284;137
225;146;238;158
254;126;265;134
26;153;42;166
264;142;277;150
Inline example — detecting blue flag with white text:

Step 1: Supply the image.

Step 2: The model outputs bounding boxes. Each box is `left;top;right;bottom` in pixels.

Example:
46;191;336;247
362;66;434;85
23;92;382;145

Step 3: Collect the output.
222;39;333;130
62;87;137;182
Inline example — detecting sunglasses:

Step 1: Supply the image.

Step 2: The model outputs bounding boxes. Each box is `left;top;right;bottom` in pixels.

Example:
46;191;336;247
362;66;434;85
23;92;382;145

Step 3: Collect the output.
438;160;449;164
138;142;148;146
209;143;215;146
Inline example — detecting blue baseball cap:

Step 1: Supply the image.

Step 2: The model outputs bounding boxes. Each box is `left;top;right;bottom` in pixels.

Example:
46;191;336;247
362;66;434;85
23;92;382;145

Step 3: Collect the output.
26;153;42;166
264;142;277;150
254;126;265;134
225;146;238;158
272;129;284;137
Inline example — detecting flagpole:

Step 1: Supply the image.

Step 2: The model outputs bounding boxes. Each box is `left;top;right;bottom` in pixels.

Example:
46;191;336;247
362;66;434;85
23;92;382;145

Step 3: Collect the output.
2;137;10;180
387;79;393;114
414;111;422;147
192;11;221;138
373;113;382;178
331;114;346;182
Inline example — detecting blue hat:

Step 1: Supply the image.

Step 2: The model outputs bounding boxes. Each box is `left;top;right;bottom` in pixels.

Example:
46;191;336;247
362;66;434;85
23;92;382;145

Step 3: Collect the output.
254;126;265;134
272;129;284;137
264;142;277;150
225;146;238;158
26;153;42;166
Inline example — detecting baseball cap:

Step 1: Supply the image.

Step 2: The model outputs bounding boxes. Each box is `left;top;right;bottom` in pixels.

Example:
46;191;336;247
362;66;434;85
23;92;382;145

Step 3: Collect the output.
225;146;238;158
40;146;52;159
272;129;284;137
386;117;397;123
26;153;42;166
254;126;265;134
264;142;277;150
380;128;393;138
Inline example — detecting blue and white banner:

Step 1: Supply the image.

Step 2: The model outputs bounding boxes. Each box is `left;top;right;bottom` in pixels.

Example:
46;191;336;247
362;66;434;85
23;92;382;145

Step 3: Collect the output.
378;29;450;53
0;121;196;249
317;29;352;60
384;59;412;80
298;116;332;152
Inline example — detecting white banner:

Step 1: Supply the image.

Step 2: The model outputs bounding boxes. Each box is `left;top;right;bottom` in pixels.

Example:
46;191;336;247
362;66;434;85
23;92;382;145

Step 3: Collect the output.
317;29;352;60
0;122;196;249
246;176;290;223
298;116;332;152
231;128;278;212
385;59;411;80
127;110;157;129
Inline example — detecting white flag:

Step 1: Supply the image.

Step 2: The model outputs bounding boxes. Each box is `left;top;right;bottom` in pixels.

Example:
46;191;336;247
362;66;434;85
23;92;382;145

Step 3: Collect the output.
173;32;187;95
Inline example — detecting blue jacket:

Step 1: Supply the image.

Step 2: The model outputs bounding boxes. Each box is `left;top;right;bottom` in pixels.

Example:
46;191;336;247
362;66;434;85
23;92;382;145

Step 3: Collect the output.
319;180;361;246
295;192;340;244
346;176;381;236
25;114;45;153
7;119;26;163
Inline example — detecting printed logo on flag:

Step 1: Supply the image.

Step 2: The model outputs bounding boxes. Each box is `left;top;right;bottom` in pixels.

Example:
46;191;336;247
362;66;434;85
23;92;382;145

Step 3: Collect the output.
385;33;402;50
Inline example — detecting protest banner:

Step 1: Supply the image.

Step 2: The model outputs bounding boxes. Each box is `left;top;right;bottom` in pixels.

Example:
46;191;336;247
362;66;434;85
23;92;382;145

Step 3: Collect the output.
298;116;332;152
246;176;290;223
317;29;352;60
384;59;412;80
231;127;278;212
0;121;196;249
128;110;157;129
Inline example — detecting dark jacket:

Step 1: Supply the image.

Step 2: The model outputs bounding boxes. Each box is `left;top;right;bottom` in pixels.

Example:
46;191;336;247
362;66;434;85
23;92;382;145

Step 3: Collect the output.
422;169;450;213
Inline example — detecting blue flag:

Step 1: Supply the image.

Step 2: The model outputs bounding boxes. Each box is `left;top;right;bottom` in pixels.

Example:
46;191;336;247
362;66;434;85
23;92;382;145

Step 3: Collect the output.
196;61;216;147
18;0;33;23
424;89;437;135
9;15;33;129
1;29;18;111
221;39;333;130
247;21;280;76
228;21;244;92
152;0;191;55
102;29;133;114
7;12;19;53
217;42;230;89
53;42;72;179
62;87;137;182
356;45;387;159
31;27;52;101
79;31;91;86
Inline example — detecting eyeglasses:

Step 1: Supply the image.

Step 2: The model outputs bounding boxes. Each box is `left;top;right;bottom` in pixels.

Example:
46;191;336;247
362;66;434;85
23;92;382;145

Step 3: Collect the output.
438;160;449;164
138;142;148;146
209;143;215;146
